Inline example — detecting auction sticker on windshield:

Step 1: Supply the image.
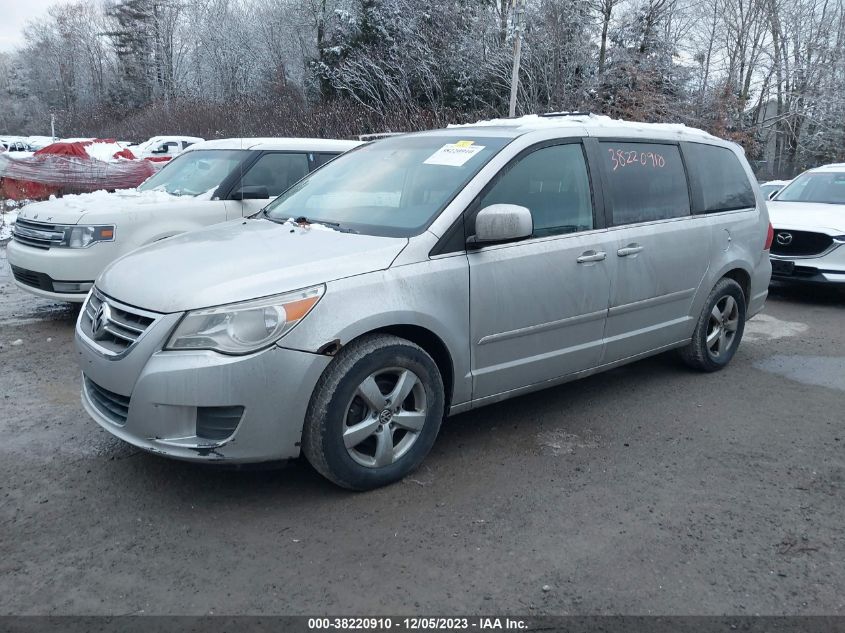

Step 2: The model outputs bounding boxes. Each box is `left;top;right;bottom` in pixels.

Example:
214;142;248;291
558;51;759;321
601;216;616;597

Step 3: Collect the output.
424;141;485;167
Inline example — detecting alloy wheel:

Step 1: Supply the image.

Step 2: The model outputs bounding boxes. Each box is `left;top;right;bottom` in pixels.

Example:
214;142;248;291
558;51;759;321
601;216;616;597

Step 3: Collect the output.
706;295;739;359
342;367;427;468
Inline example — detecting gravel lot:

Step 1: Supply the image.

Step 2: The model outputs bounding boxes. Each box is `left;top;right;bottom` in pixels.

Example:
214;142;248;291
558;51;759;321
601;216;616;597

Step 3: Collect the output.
1;244;843;616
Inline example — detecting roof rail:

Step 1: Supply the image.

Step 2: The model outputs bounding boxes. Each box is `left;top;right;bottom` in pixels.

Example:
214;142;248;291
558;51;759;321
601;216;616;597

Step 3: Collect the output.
358;132;404;142
538;111;593;118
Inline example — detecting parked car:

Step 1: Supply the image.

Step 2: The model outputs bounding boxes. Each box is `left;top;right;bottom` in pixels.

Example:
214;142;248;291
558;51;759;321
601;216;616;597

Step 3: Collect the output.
767;163;845;284
75;115;772;489
129;135;206;160
8;137;360;301
1;137;33;153
759;179;791;199
25;136;59;150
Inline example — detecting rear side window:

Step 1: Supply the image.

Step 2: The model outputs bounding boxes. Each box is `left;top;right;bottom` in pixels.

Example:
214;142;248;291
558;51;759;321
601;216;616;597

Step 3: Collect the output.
599;142;690;225
684;143;755;212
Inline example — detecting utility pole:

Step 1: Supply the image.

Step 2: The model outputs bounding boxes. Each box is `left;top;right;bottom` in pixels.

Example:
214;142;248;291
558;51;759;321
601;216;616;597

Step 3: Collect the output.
50;114;56;140
508;0;525;117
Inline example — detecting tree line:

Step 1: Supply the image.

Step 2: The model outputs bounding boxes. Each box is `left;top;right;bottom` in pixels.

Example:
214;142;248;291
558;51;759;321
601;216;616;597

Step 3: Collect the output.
0;0;843;178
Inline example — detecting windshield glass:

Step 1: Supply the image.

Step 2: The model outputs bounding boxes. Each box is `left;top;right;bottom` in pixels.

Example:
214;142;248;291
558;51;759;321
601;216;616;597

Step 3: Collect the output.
138;149;247;196
774;172;845;205
264;134;511;236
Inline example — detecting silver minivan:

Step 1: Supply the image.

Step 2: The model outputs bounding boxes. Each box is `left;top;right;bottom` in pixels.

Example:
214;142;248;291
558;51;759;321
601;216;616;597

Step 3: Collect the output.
75;115;773;489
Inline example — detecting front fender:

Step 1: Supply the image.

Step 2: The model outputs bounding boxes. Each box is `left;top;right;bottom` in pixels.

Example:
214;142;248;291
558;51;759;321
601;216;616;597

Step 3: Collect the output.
279;257;472;407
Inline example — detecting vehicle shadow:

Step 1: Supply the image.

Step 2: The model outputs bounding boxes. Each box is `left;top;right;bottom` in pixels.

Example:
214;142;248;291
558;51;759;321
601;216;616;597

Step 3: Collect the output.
107;351;688;502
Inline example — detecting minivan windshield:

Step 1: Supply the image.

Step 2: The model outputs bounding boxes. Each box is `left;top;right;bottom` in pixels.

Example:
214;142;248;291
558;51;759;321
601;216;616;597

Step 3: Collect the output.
264;135;511;236
774;171;845;205
139;149;247;196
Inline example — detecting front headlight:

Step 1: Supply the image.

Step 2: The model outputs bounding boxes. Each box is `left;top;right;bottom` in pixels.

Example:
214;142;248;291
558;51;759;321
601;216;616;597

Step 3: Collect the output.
63;225;115;248
165;285;325;354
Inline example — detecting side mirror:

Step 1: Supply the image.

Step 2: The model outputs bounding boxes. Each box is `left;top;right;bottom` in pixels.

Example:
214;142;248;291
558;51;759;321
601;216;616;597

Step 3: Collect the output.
471;204;533;244
230;185;270;201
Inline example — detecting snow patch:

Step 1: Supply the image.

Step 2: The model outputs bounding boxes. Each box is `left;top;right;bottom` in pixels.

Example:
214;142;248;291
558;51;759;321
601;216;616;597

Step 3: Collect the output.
451;113;718;142
0;210;18;241
743;313;809;341
22;188;180;216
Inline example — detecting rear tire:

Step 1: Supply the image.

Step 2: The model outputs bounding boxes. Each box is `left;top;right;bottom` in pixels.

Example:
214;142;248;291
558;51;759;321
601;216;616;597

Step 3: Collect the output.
680;278;746;372
302;334;445;490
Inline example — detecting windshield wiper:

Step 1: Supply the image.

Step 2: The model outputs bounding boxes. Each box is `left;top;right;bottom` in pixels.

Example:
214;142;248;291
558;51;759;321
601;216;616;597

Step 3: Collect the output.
293;216;358;233
264;214;358;233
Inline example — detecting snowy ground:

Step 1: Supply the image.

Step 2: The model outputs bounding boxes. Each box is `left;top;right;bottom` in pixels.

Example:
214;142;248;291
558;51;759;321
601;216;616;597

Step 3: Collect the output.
1;201;21;242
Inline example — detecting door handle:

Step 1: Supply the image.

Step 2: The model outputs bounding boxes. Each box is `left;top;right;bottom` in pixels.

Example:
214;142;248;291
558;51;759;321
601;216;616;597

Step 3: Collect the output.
576;250;607;264
617;244;644;257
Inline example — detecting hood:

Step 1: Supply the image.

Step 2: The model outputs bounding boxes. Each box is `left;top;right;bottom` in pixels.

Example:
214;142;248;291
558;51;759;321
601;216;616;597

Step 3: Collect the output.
98;218;408;313
16;188;205;225
767;201;845;234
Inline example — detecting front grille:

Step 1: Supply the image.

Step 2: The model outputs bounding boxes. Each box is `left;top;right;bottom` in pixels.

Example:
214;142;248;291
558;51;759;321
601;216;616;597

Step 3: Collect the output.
79;289;157;355
11;218;66;249
84;375;129;425
770;229;834;256
11;265;54;291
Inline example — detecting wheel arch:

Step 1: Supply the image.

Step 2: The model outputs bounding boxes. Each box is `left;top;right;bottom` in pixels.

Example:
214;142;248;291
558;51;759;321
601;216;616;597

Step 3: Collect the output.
720;267;751;304
334;324;456;413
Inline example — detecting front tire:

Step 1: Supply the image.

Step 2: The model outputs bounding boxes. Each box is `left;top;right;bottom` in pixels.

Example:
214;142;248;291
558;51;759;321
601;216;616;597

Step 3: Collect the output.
680;277;746;372
302;334;445;490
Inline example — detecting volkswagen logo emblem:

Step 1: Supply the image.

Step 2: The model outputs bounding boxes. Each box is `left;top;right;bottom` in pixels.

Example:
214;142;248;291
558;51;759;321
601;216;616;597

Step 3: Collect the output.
91;302;112;340
776;232;793;246
378;409;394;425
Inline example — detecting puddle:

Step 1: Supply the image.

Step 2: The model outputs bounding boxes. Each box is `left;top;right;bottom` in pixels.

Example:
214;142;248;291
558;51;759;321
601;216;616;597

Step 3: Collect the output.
744;313;809;342
754;355;845;392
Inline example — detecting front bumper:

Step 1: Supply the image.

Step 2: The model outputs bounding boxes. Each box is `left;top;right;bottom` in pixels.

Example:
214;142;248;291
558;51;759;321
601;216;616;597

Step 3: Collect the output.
770;242;845;285
7;239;117;302
76;326;332;463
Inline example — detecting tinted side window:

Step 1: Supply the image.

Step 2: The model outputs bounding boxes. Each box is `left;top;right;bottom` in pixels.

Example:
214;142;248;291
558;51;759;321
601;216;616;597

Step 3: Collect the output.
600;142;690;224
241;153;309;196
477;143;594;237
685;143;755;212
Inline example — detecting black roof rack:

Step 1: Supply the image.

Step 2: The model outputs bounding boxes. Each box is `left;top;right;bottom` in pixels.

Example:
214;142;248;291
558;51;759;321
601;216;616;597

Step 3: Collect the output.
538;111;593;118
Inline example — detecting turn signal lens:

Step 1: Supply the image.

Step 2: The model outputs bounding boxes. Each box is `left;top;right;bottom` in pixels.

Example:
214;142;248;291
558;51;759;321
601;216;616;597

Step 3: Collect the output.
64;225;116;248
764;222;774;250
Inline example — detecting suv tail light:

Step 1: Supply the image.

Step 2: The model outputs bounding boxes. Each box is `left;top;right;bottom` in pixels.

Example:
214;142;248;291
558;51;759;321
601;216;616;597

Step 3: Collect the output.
764;222;774;250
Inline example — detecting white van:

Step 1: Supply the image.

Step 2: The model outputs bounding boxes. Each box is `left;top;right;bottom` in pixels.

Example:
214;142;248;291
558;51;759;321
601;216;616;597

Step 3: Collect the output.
8;137;361;301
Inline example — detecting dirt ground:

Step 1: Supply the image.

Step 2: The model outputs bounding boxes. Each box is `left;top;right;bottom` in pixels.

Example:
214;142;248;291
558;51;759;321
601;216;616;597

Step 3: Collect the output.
0;244;843;616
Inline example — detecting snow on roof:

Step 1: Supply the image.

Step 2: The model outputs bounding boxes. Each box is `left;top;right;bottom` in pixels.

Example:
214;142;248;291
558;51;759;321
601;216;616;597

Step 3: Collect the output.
810;162;845;172
450;113;720;142
130;136;205;153
186;138;362;153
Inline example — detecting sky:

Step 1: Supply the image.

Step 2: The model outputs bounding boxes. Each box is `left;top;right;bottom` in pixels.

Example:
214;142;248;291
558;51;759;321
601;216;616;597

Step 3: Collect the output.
0;0;75;52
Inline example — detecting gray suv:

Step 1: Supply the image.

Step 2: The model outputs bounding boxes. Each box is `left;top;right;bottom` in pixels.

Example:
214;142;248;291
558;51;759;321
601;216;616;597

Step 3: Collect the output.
75;115;773;489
